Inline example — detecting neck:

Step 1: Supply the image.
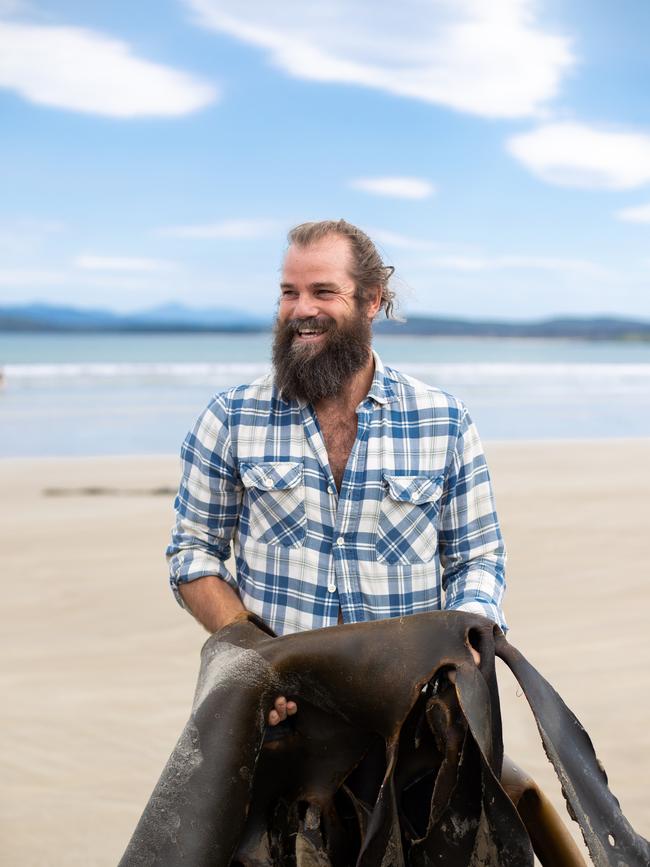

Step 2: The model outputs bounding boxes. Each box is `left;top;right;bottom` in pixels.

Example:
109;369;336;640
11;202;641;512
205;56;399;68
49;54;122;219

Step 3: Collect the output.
314;351;375;416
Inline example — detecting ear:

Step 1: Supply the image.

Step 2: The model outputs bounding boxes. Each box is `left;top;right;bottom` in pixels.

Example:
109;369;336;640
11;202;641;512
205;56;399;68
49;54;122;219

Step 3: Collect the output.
365;286;383;320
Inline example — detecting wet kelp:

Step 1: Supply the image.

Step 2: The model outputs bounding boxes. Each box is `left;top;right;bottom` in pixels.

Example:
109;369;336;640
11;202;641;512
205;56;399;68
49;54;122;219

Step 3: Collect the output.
120;612;649;866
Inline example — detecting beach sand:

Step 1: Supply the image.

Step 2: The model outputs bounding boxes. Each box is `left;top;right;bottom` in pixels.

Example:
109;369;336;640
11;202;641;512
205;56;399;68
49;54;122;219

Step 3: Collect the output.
1;441;649;865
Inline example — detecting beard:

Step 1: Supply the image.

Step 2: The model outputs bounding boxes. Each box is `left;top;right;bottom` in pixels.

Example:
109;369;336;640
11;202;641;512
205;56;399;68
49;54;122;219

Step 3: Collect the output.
272;308;372;403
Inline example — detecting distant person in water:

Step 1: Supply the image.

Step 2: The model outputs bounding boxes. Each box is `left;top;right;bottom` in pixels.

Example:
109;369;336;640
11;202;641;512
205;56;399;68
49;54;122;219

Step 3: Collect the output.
167;219;506;725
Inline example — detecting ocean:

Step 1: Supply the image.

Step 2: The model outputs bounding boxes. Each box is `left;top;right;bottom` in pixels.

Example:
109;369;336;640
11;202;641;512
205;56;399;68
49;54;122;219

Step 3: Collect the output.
2;332;650;456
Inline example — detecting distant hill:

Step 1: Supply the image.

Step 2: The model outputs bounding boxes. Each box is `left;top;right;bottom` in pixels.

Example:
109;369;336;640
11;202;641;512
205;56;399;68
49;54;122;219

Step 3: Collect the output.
1;302;649;340
125;302;272;329
374;315;650;340
0;302;271;332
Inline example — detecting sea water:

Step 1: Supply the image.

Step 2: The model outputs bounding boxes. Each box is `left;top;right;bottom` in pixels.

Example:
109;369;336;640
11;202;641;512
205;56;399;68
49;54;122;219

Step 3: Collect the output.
1;332;650;456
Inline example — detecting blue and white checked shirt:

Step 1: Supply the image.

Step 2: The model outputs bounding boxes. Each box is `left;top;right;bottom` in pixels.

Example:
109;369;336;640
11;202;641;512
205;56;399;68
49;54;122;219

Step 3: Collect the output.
167;352;507;635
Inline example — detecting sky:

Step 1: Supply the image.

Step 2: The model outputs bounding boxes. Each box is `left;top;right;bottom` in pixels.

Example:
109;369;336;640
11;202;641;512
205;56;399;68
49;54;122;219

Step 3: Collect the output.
1;0;650;321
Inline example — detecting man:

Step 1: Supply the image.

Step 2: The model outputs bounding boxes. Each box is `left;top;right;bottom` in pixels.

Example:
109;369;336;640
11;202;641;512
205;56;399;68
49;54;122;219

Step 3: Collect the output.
167;219;506;726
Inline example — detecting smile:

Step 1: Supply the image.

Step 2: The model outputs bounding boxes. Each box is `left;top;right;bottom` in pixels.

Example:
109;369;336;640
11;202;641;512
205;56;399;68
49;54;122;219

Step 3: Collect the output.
295;329;326;341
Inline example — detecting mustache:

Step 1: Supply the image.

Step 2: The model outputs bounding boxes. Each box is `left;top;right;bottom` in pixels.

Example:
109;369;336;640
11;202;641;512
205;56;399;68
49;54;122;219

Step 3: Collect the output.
282;316;335;335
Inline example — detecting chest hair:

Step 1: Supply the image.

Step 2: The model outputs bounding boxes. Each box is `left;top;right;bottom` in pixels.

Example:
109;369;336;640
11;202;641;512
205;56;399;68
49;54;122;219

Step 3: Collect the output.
317;409;358;491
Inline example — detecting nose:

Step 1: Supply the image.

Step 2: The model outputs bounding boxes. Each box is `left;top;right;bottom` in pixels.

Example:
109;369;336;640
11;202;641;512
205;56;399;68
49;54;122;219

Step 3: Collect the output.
292;292;319;320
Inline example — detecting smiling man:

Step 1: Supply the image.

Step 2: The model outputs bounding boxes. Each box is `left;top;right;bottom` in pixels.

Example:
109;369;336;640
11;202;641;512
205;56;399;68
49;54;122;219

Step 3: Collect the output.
167;219;506;726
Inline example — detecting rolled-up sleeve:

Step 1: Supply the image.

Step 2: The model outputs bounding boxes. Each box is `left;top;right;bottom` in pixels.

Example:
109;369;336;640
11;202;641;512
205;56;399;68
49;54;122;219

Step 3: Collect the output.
166;394;242;608
438;407;507;631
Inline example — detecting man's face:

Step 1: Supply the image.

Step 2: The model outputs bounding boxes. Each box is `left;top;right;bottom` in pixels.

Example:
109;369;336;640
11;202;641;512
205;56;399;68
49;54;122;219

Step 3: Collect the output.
278;234;364;345
273;234;377;402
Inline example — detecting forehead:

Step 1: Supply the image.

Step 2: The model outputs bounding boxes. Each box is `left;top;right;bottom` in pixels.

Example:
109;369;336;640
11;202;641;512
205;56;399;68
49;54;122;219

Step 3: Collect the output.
282;235;354;284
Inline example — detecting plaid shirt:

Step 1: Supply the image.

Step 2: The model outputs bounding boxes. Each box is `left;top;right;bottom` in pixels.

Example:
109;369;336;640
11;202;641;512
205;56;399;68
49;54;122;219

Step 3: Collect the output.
167;352;507;635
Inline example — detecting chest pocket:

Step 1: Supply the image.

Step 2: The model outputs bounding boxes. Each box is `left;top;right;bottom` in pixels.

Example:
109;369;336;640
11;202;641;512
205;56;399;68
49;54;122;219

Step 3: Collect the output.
240;461;307;548
376;474;444;565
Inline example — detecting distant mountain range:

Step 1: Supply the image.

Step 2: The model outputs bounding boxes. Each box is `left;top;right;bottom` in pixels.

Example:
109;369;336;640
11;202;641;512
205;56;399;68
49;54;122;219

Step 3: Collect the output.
1;302;650;341
0;302;271;332
376;315;650;340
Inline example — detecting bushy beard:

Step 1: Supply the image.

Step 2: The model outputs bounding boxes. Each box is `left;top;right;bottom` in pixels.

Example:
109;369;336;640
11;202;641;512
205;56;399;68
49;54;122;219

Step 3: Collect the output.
272;310;372;403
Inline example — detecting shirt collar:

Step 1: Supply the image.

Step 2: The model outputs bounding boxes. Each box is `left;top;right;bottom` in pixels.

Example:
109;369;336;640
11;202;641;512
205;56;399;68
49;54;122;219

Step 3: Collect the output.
366;350;397;406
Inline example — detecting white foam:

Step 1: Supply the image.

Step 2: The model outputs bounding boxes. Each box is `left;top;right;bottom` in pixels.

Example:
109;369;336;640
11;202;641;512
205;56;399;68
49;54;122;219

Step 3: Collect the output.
3;361;271;381
130;720;203;861
4;360;650;386
192;640;278;713
399;362;650;381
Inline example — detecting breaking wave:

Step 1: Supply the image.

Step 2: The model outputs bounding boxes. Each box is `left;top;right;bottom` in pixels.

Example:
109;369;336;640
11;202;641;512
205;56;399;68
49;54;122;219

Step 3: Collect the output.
4;361;650;397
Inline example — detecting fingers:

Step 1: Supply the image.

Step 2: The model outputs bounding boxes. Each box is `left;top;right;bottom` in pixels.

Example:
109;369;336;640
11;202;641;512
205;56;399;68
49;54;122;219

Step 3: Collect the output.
267;696;298;726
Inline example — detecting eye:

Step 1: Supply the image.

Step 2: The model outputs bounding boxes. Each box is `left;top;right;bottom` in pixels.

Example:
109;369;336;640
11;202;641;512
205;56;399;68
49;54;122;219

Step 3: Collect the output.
281;289;298;298
316;288;334;297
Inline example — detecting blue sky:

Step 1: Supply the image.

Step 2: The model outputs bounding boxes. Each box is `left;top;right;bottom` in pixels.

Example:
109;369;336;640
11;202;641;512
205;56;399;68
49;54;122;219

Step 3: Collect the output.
1;0;650;320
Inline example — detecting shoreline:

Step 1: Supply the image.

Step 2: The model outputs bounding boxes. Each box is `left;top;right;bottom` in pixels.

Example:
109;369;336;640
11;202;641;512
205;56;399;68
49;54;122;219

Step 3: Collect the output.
1;434;649;464
1;441;649;864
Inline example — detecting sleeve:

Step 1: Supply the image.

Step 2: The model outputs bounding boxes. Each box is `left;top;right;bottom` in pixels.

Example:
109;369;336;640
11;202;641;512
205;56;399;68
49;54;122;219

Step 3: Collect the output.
166;392;243;609
437;406;508;631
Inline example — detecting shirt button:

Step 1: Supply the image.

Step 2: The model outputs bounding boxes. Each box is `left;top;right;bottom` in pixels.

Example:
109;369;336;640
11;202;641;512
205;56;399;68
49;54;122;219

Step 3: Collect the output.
335;536;344;546
327;583;336;593
262;478;272;487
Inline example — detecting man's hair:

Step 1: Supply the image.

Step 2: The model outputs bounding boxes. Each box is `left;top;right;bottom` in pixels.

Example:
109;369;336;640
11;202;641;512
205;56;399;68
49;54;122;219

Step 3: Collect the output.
287;219;398;319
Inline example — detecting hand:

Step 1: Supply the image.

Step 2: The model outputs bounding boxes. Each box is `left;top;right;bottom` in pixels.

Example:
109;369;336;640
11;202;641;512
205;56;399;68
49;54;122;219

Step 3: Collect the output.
268;696;298;726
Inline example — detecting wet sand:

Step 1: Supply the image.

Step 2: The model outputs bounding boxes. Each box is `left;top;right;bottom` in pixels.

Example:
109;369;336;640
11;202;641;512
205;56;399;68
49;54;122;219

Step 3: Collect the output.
1;441;648;864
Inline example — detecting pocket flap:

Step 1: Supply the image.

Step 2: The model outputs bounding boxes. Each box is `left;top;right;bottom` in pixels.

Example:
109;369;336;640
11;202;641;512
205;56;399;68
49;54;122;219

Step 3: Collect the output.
382;473;444;505
240;461;304;491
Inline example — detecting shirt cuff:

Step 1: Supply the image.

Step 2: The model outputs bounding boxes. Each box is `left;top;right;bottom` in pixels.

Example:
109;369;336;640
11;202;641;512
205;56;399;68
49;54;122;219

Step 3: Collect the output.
168;549;238;609
446;598;508;633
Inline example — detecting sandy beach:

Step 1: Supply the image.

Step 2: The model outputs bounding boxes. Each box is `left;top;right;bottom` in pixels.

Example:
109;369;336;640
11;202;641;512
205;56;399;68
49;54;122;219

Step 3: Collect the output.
1;441;649;865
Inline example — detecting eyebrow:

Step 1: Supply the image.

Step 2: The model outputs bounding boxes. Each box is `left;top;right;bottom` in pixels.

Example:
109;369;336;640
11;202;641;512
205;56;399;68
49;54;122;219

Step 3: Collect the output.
280;281;342;291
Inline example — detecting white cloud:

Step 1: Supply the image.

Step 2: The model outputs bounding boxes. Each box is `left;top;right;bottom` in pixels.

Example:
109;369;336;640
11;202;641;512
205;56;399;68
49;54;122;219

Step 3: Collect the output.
0;218;65;253
426;254;606;276
507;123;650;190
350;177;435;200
616;203;650;224
155;218;282;239
80;273;170;292
184;0;573;119
0;266;180;304
360;232;608;279
0;267;68;287
0;20;217;117
368;228;440;251
73;255;176;272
